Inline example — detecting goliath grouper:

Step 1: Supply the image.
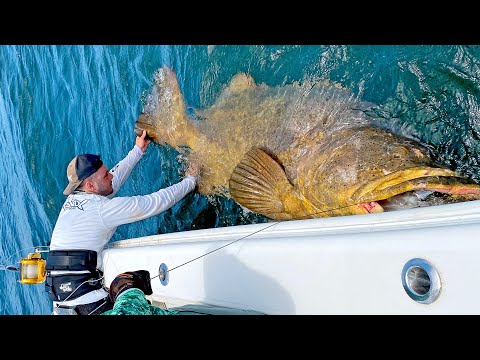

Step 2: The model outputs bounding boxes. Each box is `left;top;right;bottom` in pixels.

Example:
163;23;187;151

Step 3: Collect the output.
134;66;480;220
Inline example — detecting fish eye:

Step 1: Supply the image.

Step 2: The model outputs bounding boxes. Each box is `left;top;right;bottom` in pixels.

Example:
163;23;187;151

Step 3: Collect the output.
393;146;408;158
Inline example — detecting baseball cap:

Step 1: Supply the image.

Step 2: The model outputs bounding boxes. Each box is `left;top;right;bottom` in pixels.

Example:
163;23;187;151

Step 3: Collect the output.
63;154;103;195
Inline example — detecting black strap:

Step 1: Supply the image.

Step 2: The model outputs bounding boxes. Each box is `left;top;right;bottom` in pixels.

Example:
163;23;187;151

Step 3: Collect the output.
46;250;97;272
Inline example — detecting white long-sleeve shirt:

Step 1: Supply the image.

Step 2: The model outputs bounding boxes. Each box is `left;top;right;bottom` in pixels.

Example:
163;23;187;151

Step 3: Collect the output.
49;145;196;308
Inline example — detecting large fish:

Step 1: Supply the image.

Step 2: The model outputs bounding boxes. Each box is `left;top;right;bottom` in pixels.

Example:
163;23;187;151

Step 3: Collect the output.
134;66;480;220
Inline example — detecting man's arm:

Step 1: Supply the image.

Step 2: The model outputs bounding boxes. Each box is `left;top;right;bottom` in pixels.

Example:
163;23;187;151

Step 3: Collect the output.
108;130;151;198
100;175;197;228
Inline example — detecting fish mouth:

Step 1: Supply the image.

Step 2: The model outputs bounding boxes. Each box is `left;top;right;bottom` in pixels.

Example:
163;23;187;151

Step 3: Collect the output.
352;167;480;213
134;114;158;142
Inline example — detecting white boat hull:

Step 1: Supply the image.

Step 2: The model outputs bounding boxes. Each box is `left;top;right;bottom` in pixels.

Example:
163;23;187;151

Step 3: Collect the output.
101;200;480;314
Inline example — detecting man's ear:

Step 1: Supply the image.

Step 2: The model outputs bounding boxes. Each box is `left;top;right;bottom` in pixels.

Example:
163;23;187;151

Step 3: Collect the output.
84;180;96;192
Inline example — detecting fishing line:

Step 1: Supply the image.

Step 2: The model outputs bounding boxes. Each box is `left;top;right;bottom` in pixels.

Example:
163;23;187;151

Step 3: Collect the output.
0;245;49;268
150;192;440;280
150;221;279;280
149;201;376;280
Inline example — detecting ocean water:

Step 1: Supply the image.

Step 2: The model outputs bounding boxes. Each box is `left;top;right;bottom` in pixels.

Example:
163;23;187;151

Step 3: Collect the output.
1;45;480;315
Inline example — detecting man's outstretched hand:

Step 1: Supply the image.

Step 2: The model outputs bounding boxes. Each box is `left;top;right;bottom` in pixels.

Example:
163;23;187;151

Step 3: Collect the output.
185;158;201;178
136;130;151;153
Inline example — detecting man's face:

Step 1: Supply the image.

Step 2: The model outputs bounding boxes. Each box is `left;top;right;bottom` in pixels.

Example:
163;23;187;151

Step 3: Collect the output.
92;164;113;196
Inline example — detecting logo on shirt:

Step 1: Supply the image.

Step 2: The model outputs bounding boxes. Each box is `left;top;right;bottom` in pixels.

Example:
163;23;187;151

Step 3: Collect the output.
63;199;89;211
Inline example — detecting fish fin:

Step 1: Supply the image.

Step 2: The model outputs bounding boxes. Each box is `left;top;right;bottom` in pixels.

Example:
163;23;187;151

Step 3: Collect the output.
227;73;256;93
229;148;294;219
211;72;256;109
143;66;202;149
150;66;187;120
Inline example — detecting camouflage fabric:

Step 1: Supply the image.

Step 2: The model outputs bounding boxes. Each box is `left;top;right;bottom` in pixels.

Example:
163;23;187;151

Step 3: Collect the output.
101;288;178;315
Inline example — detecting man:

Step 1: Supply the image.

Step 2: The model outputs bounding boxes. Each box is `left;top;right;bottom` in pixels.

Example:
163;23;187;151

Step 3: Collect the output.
102;270;264;315
101;270;179;315
47;130;198;315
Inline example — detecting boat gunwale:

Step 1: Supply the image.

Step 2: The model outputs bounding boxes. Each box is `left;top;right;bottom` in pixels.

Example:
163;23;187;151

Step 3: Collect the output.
104;200;480;249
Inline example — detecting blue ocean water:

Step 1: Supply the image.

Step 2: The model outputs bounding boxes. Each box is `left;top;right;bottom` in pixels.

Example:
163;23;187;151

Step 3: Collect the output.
1;45;479;315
